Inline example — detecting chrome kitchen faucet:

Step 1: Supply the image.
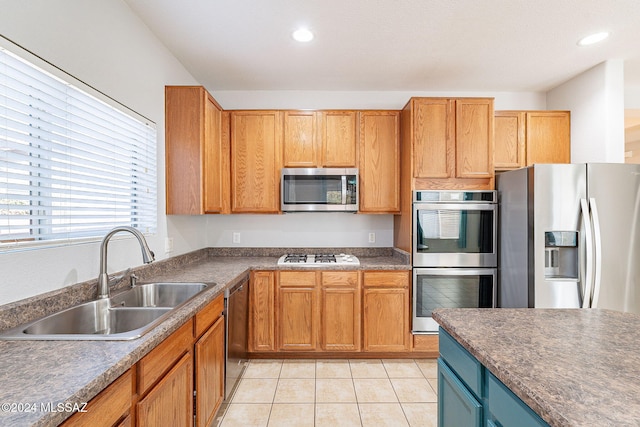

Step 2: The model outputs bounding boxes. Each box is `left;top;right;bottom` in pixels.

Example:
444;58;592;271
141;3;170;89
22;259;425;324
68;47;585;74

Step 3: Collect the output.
97;226;155;299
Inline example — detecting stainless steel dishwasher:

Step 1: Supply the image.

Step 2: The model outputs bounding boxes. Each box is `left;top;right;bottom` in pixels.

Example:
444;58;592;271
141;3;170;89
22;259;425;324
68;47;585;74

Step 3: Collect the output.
223;279;248;400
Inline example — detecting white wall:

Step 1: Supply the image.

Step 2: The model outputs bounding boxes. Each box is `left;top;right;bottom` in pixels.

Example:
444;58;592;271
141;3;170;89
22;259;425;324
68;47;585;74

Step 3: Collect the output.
0;0;205;304
626;86;640;109
547;60;625;163
206;213;392;248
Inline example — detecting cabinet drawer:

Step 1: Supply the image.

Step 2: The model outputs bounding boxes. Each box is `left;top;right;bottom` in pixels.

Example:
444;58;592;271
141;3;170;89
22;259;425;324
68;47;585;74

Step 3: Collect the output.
61;369;132;427
437;358;483;427
487;372;549;427
279;271;317;287
321;271;359;287
195;294;224;338
362;271;409;288
138;319;193;394
439;328;482;398
412;334;438;353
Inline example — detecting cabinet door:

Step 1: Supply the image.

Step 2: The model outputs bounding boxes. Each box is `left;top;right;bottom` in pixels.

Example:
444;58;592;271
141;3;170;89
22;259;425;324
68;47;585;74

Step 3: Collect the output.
195;315;225;427
413;98;454;179
165;86;227;215
455;98;494;178
203;93;226;213
437;359;483;427
278;271;318;351
494;111;525;170
321;271;361;351
359;111;400;213
137;352;193;427
165;86;205;215
320;111;358;167
283;110;318;167
526;111;570;165
249;271;276;352
362;271;410;352
230;111;282;213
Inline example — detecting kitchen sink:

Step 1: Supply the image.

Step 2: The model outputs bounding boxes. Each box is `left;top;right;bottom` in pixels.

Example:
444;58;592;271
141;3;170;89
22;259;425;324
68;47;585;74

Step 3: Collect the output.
0;282;209;340
110;282;208;308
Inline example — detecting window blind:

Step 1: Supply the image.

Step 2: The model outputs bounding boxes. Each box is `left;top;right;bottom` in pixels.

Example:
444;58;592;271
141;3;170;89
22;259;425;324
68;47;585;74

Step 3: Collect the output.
0;46;157;250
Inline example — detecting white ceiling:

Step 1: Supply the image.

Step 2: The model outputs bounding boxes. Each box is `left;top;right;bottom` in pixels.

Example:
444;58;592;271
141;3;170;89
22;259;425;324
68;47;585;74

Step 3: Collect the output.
124;0;640;94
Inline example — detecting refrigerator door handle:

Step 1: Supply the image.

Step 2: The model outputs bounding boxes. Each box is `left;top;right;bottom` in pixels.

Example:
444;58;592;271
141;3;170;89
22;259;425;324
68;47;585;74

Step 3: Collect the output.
580;198;595;308
589;198;603;308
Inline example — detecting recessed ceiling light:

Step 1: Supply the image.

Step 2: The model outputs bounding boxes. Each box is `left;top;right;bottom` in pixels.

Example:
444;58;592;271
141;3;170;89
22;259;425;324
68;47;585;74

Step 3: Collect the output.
292;28;314;43
577;32;610;46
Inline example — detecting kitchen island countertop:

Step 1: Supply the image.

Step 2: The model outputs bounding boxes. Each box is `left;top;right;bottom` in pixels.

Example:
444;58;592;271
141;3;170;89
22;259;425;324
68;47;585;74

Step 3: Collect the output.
433;308;640;427
0;248;409;426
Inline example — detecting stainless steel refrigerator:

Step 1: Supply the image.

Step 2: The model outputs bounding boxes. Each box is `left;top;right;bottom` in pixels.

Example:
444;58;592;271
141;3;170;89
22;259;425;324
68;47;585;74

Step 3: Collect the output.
497;163;640;313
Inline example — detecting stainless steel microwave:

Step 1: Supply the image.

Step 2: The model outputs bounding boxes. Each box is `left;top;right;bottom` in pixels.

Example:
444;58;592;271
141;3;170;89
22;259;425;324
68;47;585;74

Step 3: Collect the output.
281;168;358;212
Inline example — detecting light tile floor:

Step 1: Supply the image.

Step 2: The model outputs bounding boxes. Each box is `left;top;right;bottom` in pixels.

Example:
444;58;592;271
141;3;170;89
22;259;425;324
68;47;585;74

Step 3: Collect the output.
217;359;438;427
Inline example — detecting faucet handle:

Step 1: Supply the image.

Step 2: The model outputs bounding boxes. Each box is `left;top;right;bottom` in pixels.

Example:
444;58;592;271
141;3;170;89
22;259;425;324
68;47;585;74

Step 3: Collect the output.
130;273;139;288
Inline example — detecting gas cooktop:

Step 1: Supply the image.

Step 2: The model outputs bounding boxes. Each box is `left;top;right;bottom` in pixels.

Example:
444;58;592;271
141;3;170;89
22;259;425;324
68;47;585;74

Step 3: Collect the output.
277;253;360;266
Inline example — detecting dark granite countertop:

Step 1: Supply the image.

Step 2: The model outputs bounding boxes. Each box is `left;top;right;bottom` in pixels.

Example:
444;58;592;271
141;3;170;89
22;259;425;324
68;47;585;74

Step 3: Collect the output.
433;308;640;427
0;247;409;426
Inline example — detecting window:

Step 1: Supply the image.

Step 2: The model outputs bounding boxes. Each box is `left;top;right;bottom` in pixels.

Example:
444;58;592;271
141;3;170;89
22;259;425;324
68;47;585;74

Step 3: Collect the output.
0;41;157;250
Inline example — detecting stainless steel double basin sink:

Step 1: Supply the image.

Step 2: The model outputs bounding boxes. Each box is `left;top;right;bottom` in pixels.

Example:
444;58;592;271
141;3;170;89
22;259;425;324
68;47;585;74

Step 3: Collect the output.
0;282;208;340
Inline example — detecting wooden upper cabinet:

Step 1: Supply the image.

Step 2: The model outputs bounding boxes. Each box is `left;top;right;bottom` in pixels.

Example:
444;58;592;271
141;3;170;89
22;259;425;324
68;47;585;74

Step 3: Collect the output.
282;110;358;168
283;110;318;167
455;98;494;178
165;86;228;214
230;111;282;213
494;111;526;169
359;111;400;213
526;111;571;165
320;111;358;167
494;110;570;170
406;97;494;190
412;98;454;179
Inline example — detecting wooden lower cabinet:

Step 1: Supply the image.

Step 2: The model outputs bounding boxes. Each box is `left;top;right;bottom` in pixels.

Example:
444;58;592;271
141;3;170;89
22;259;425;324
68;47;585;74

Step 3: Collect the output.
137;352;193;426
278;271;319;351
249;269;416;356
362;271;410;352
194;294;225;427
136;320;194;426
61;369;133;427
63;296;228;427
321;271;361;351
249;271;276;352
194;315;225;427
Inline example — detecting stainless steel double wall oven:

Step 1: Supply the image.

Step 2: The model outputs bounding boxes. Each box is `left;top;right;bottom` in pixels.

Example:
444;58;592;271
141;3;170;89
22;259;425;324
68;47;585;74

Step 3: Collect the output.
412;191;497;332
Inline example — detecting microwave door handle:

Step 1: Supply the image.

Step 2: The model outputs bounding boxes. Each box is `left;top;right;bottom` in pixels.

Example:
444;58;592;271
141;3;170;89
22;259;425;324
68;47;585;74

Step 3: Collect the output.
341;175;347;205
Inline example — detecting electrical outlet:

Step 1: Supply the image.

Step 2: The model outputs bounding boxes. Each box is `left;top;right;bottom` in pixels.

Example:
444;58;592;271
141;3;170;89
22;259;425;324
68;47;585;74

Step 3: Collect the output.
164;237;174;253
232;232;241;244
368;232;376;243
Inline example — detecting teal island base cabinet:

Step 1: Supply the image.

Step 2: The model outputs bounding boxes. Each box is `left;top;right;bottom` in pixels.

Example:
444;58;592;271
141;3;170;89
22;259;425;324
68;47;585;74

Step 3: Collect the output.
438;328;549;427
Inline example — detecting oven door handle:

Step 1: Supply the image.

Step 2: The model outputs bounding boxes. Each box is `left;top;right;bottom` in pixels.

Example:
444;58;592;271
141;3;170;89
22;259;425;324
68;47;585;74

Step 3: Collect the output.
413;202;496;211
413;267;497;276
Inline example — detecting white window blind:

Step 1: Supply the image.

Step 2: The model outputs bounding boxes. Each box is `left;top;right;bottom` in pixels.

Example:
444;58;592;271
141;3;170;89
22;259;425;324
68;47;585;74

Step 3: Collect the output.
0;45;157;250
